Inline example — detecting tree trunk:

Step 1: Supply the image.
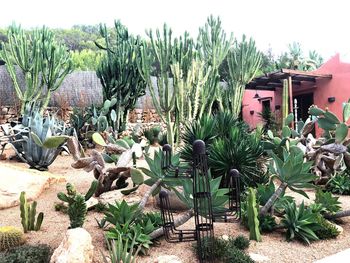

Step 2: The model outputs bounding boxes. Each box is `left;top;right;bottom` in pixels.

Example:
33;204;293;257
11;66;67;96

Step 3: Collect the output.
149;209;194;240
324;210;350;219
259;182;288;216
138;179;162;211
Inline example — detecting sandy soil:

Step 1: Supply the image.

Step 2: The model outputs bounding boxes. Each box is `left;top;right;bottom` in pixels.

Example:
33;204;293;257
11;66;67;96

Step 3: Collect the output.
1;149;350;263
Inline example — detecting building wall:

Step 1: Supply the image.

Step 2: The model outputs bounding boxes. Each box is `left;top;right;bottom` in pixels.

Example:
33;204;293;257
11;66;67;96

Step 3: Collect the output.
312;54;350;137
242;89;281;129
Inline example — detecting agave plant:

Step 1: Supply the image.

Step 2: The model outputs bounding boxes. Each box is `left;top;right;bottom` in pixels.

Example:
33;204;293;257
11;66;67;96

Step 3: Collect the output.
102;232;141;263
6;104;69;170
260;149;316;215
281;201;319;244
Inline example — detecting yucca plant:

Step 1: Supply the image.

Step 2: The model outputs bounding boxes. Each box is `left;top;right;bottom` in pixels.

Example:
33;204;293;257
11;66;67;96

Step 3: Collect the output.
102;232;141;263
6;103;69;170
260;149;316;215
209;126;267;188
281;201;320;244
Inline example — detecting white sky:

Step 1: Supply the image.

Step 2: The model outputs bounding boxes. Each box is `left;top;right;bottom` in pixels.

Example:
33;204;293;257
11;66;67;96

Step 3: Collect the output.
1;0;349;60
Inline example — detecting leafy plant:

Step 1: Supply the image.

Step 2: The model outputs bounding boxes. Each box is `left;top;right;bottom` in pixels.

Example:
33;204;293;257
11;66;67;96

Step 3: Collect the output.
224;246;255;263
209;126;267;188
258;106;278;133
57;180;98;228
0;244;52;263
327;170;350;195
19;192;44;232
101;233;141;263
232;235;250;250
258;214;277;233
6;104;69;170
103;201;162;255
260;149;316;215
314;189;341;215
281;201;319;244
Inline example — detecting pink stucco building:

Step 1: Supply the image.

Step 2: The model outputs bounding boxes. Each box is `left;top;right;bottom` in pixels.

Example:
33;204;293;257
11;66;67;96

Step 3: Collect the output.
243;54;350;137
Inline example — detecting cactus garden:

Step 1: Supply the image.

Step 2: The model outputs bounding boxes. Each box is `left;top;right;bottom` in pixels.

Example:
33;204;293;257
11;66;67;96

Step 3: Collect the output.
1;11;350;263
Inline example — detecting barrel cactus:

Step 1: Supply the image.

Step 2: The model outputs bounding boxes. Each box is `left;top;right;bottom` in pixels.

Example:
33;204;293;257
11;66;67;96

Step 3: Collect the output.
0;226;25;251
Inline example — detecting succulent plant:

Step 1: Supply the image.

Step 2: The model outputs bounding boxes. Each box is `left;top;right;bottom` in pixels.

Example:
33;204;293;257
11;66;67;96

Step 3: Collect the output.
6;104;69;170
0;226;25;251
57;180;98;228
19;192;44;233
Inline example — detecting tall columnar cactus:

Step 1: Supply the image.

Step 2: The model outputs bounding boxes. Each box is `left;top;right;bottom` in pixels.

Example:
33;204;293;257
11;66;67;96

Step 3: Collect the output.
57;180;98;228
247;187;261;241
96;21;147;132
139;24;195;147
0;24;72;114
0;226;25;251
19;192;44;233
282;79;289;127
197;15;234;116
226;35;262;118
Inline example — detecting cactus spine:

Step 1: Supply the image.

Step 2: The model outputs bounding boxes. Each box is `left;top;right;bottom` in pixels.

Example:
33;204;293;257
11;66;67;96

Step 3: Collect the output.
0;24;72;114
247;187;262;242
0;226;25;251
57;180;98;228
19;192;44;233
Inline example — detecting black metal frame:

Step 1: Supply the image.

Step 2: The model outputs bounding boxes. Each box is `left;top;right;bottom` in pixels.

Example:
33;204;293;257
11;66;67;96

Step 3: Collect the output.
158;140;241;262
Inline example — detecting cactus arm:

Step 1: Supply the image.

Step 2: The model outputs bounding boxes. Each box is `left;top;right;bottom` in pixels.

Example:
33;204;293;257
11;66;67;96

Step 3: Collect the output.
19;192;28;233
84;180;98;201
29;201;37;230
247;187;262;242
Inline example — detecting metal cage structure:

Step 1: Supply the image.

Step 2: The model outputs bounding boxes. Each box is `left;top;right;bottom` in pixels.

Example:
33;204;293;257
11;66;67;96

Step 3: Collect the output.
158;140;241;262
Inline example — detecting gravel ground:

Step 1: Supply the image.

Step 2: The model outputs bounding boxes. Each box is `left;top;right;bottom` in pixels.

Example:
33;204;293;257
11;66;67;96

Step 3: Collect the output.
1;151;350;263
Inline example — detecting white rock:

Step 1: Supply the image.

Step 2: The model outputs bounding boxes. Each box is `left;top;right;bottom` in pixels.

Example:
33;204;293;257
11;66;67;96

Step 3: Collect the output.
221;235;229;241
85;197;98;209
50;228;93;263
132;143;143;158
249;253;270;262
155;255;183;263
98;189;140;206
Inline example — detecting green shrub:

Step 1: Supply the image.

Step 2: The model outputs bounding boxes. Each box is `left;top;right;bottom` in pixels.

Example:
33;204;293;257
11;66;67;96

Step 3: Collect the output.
232;235;250;250
0;244;52;263
315;189;341;215
259;214;277;233
327;171;350;195
193;236;227;260
281;201;319;245
224;246;254;263
315;215;340;240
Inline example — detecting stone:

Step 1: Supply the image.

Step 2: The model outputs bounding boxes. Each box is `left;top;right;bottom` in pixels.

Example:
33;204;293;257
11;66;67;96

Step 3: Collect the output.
0;164;66;209
249;253;270;262
155;255;183;263
1;107;8;114
50;228;93;263
98;189;140;206
86;197;98;210
155;189;189;211
7;108;16;115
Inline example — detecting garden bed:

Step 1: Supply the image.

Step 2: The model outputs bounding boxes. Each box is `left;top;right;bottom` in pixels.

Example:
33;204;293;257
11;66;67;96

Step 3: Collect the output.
1;150;350;263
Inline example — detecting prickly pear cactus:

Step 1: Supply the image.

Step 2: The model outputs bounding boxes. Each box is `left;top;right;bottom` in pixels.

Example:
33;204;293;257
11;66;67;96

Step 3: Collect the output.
0;226;25;251
247;187;262;242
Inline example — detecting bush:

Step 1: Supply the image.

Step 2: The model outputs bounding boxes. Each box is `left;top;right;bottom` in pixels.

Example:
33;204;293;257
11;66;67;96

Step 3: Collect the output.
232;235;250;250
327;171;350;195
259;214;277;233
194;235;252;262
314;189;341;215
0;244;52;263
315;215;340;240
224;246;255;263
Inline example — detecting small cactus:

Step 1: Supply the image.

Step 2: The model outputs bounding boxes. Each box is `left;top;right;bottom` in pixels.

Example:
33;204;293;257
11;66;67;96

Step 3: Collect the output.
0;226;25;251
19;192;44;233
247;187;262;242
57;180;98;228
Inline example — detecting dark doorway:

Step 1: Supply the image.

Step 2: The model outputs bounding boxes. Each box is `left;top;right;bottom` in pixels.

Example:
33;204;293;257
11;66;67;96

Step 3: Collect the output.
293;93;314;122
262;100;271;110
